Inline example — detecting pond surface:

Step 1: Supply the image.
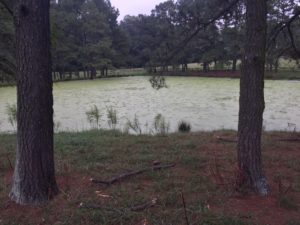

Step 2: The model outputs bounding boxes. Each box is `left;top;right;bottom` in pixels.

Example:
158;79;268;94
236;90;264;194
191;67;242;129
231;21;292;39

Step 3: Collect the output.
0;76;299;133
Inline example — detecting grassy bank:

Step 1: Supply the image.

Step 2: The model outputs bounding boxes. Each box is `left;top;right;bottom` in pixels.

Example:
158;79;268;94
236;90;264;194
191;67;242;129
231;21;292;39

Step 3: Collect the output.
0;130;300;225
1;69;300;88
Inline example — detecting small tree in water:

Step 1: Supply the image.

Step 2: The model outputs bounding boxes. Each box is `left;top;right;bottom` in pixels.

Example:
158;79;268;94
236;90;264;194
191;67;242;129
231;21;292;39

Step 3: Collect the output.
149;76;168;90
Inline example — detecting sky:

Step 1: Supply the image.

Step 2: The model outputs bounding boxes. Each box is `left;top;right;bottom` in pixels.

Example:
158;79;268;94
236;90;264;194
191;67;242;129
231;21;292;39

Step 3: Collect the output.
110;0;164;21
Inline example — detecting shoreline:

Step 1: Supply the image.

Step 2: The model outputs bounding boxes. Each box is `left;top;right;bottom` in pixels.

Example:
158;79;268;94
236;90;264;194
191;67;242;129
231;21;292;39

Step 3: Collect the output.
1;70;300;88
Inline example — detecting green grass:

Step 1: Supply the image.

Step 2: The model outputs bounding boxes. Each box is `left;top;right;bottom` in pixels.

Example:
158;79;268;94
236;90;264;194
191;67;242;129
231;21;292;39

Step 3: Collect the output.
0;130;299;225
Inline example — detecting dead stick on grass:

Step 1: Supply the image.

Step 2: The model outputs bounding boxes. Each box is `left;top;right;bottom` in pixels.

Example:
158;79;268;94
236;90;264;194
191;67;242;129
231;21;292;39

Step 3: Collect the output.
216;136;300;143
181;192;190;225
215;136;237;143
91;164;175;186
131;198;158;211
6;154;13;170
275;138;300;142
79;198;158;212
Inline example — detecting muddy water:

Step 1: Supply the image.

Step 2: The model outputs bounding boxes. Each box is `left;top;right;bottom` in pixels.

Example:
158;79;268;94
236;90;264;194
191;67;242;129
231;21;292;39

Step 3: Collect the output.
0;77;299;133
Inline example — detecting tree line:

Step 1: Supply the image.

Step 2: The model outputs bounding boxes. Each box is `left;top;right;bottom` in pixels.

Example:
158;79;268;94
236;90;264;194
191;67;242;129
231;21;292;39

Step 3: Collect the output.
1;0;299;83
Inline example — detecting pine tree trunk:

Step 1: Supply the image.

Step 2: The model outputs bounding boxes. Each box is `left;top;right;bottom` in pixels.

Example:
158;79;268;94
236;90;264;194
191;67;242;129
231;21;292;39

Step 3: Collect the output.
232;58;237;72
237;0;268;196
203;62;209;72
10;0;59;205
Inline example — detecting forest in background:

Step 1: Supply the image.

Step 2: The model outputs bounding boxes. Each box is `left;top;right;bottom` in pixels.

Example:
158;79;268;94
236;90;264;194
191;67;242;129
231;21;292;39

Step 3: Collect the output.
0;0;299;83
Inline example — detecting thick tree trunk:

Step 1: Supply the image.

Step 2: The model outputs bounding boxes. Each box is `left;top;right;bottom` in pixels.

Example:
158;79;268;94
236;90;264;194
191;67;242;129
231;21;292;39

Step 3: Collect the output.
237;0;268;196
10;0;59;205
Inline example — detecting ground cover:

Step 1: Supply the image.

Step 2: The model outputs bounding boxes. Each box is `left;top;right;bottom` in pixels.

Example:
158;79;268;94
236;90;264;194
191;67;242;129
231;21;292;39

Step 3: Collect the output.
0;130;299;225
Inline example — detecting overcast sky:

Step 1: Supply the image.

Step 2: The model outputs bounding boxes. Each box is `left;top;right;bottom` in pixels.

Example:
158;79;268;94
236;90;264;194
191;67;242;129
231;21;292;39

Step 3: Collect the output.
110;0;164;21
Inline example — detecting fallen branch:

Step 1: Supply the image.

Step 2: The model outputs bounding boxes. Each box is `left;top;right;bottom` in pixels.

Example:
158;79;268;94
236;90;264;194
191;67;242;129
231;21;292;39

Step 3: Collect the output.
131;198;158;211
91;163;175;186
6;154;13;170
79;203;120;212
181;192;190;225
215;136;237;143
79;198;158;212
275;138;300;142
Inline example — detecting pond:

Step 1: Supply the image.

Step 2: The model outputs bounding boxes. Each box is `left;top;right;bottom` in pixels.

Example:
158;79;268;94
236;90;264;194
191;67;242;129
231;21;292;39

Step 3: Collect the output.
0;76;299;133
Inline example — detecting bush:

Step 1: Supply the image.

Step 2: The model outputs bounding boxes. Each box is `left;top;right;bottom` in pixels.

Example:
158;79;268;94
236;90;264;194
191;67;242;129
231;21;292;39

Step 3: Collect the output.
178;120;191;133
153;114;169;135
125;115;142;134
6;103;17;129
86;105;101;129
106;106;118;129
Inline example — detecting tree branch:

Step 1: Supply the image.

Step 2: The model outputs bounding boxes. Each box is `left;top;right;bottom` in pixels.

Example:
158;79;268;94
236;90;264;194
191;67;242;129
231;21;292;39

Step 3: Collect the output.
91;163;175;186
267;10;300;55
164;0;241;65
0;0;13;16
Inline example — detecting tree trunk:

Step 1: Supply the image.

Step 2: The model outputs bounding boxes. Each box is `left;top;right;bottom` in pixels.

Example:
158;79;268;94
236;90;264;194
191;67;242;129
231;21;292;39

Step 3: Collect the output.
10;0;59;205
68;71;72;80
237;0;268;196
90;67;96;80
203;62;209;72
274;59;279;73
75;70;80;78
232;58;237;71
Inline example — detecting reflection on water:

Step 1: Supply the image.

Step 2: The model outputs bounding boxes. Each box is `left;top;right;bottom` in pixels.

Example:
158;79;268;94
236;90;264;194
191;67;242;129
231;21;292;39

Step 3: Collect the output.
0;77;299;132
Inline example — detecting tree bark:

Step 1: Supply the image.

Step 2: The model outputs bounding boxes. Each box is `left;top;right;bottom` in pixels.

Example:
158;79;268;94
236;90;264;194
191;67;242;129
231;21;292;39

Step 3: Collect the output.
10;0;59;205
90;67;96;79
232;58;237;72
237;0;268;196
203;62;209;72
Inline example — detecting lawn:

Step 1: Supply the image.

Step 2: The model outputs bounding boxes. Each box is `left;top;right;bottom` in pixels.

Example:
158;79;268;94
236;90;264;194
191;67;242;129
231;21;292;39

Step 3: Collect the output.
0;130;300;225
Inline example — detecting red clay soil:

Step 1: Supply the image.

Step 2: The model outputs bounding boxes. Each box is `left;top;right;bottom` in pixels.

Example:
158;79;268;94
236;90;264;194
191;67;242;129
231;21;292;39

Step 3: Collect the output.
212;185;300;225
1;173;92;225
1;170;300;225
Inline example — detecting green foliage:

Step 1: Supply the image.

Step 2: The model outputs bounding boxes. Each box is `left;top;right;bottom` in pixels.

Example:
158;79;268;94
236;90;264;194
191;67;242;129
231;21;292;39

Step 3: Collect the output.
86;105;101;129
106;106;118;129
149;76;168;90
54;120;61;133
125;115;142;134
200;214;252;225
0;5;15;82
153;114;169;135
6;103;17;129
279;196;299;211
286;220;300;225
178;120;191;133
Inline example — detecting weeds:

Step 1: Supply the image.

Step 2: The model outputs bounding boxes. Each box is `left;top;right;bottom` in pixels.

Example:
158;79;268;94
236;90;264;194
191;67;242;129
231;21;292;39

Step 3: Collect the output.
106;106;118;129
153;114;169;135
54;121;61;133
86;105;101;129
125;115;142;134
274;175;298;211
178;120;191;133
6;103;17;129
149;76;168;90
